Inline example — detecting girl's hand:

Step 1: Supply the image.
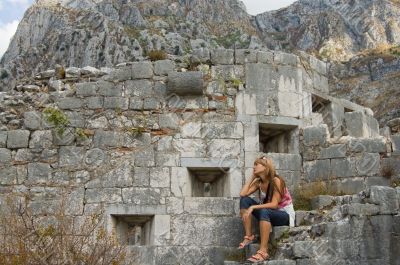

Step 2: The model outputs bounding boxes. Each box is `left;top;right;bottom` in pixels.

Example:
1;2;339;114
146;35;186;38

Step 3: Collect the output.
242;207;254;221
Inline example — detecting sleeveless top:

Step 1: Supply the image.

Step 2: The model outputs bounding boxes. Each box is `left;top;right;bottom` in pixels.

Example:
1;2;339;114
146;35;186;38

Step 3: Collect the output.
259;182;295;227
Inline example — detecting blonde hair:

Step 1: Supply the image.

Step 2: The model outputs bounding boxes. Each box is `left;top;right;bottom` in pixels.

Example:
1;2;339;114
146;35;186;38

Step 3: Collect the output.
254;156;287;202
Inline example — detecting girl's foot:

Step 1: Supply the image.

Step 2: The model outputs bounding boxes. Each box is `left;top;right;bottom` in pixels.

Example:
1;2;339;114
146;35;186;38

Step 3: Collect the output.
237;235;256;249
247;250;269;263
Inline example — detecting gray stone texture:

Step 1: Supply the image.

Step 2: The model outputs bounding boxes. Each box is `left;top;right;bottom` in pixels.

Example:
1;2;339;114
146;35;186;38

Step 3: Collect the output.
303;125;329;147
348;137;387;153
0;131;7;147
392;135;400;154
103;97;129;110
24;111;43;130
98;80;121;96
303;159;330;181
0;148;12;164
154;60;175;75
7;130;30;149
211;49;234;65
344;111;379;138
132;62;153;79
75;82;97;96
27;162;51;184
57;98;83;109
29;130;53;149
367;186;399;214
167;72;203;95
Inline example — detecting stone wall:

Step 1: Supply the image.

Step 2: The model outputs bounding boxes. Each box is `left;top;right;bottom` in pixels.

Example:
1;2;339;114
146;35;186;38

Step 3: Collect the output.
0;49;398;264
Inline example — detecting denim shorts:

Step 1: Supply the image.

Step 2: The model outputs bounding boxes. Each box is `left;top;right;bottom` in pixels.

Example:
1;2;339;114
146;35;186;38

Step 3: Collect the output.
240;196;289;226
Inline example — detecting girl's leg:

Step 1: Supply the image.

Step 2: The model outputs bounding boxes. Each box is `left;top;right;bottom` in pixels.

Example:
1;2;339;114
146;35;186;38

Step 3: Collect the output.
259;220;272;253
239;197;258;239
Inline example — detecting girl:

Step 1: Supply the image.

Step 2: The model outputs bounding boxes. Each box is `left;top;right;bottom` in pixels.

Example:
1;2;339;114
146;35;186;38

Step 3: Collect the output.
238;156;295;262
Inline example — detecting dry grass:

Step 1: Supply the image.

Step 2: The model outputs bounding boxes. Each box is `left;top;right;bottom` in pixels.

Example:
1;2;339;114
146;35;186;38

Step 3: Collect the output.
293;181;341;211
0;196;135;265
147;50;167;61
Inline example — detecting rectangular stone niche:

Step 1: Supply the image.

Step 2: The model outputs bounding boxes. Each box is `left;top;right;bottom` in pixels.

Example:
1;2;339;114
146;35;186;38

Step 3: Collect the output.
259;123;298;153
188;167;229;197
111;215;154;246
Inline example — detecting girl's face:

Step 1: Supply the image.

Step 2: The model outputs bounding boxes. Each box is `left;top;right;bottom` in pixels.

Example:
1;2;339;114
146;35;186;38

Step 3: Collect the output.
253;162;267;176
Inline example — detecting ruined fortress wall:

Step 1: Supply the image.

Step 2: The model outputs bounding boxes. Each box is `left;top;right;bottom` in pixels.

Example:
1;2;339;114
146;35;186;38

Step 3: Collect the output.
0;49;399;264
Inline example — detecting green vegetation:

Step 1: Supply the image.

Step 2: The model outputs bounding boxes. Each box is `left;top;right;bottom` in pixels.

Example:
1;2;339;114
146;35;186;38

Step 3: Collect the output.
230;76;242;89
43;107;69;135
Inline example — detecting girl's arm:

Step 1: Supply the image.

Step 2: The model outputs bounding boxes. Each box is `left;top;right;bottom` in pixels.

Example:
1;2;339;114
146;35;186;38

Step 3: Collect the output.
239;175;260;197
249;178;282;210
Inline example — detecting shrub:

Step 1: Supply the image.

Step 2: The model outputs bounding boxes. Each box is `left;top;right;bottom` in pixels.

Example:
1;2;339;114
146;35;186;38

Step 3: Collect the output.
148;50;167;61
0;196;135;265
43;107;70;135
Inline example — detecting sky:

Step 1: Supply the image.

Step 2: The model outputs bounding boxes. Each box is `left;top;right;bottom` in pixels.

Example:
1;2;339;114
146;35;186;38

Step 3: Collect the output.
0;0;296;58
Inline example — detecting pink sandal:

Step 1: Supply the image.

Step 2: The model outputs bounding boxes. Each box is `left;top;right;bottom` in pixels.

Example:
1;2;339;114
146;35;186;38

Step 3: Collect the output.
237;235;256;249
247;250;270;263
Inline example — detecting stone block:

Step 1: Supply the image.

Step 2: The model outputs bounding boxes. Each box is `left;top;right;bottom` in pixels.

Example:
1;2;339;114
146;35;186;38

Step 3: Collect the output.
86;161;133;188
367;186;399;214
303;125;329;147
167;72;203;95
97;80;122;96
170;167;191;197
106;204;167;216
150;167;170;188
29;130;52;149
274;52;299;66
85;188;122;203
0;167;17;185
153;215;171;245
324;102;345;138
319;144;346;159
125;79;153;97
353;153;380;176
166;197;184;214
171;215;242;246
256;50;274;64
103;97;129;110
59;146;85;167
131;167;150;187
85;97;103;109
341;203;380;216
331;178;365;194
155;152;180;167
392;135;400;154
122;187;162;204
107;66;132;81
303;159;330;181
129;97;143;110
365;177;390;187
259;153;302;171
93;130;121;148
52;129;75;146
312;71;329;93
132;62;153;79
65;188;85;215
0;148;12;164
0;131;7;147
172;139;205;157
211;49;234;65
180;122;202;138
27;162;51;184
211;65;245;81
143;97;161;110
311;195;335;210
191;48;211;63
206;139;241;158
7;130;30;149
348;138;386;153
159;113;180;129
57;98;83;109
344;111;379;138
75;82;97;96
201;122;243;139
292;240;329;258
183;197;235;215
154;60;175;75
180;157;239;169
24;111;43;130
330;158;356;178
134;148;155;167
235;49;257;64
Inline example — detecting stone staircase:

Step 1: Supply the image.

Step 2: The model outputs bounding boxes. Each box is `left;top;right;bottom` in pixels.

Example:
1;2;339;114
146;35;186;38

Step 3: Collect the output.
223;186;400;265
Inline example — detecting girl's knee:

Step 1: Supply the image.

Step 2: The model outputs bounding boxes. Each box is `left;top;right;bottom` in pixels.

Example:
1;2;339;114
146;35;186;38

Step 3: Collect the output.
240;196;253;209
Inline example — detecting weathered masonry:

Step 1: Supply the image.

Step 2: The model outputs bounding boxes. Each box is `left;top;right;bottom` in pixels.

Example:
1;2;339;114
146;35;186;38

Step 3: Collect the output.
0;48;399;264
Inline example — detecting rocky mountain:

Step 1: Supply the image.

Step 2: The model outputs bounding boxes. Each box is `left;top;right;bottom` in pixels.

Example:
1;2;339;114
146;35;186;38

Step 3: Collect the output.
255;0;400;61
0;0;259;88
1;0;399;125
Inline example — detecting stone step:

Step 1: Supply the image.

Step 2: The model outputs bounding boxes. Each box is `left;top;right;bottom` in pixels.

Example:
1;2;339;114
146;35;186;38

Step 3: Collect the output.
224;259;296;265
